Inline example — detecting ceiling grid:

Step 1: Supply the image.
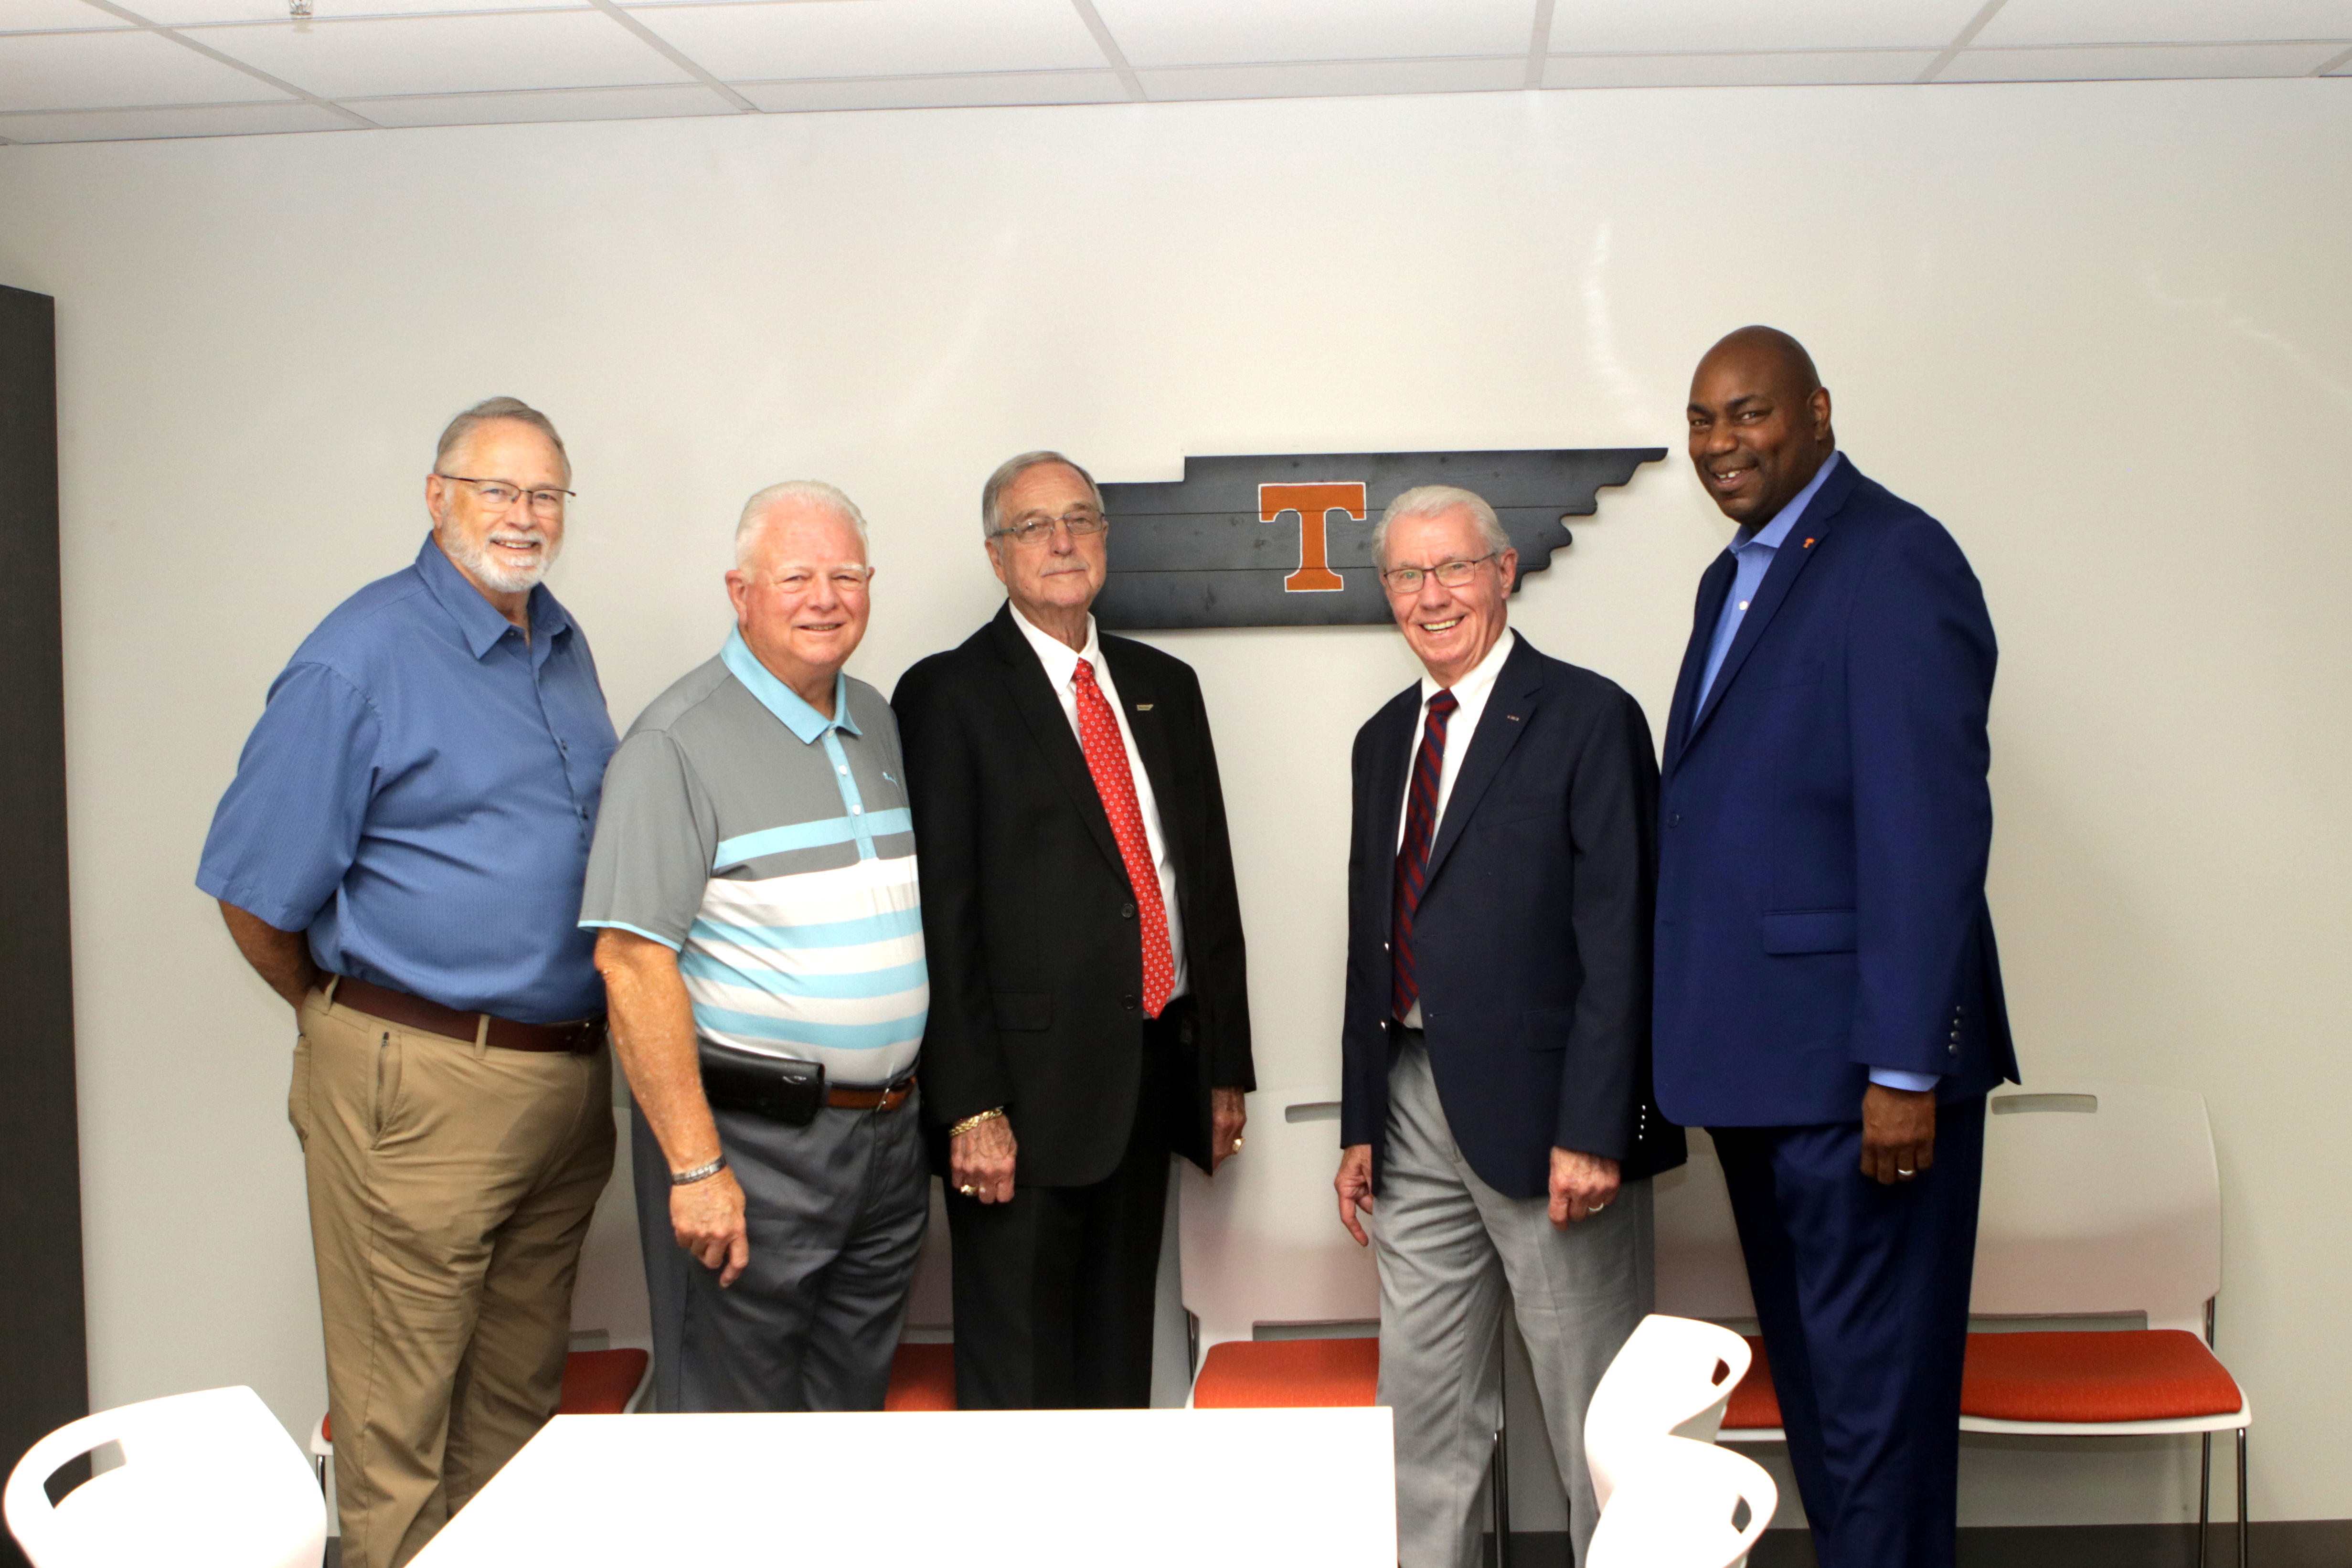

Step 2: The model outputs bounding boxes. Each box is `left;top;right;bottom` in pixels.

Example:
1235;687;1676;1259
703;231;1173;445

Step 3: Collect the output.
0;0;2344;145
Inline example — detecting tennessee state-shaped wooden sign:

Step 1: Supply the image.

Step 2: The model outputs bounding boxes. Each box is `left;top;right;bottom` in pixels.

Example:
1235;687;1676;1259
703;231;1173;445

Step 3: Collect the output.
1093;448;1663;630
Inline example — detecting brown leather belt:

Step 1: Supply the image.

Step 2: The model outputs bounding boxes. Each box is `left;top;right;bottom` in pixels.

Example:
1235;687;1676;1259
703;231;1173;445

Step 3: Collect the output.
830;1076;916;1113
328;975;605;1055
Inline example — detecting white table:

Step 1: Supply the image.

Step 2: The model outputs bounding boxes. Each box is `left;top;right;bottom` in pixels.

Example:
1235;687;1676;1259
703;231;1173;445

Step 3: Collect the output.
413;1407;1396;1567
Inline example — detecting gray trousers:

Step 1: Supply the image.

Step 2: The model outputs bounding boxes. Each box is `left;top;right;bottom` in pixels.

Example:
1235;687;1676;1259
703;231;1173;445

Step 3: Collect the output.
1372;1038;1653;1568
631;1090;929;1412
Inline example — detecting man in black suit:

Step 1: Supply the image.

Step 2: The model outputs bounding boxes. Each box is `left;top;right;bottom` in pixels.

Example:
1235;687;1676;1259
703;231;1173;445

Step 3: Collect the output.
1334;485;1683;1568
895;450;1254;1410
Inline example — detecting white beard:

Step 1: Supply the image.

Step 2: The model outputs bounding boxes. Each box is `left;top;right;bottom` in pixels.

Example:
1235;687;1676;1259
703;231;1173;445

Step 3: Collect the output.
444;524;561;593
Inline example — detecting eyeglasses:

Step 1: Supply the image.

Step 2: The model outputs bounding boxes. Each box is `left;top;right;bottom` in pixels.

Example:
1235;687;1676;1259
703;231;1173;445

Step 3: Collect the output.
436;474;575;519
990;506;1108;546
1380;552;1499;594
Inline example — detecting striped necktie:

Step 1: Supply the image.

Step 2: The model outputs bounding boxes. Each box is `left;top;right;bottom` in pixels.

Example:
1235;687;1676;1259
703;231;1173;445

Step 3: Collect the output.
1391;688;1458;1023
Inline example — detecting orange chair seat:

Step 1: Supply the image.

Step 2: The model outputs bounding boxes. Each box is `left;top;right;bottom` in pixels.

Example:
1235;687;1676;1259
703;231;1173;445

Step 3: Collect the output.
1192;1337;1380;1409
1722;1336;1781;1430
884;1343;958;1411
1960;1330;2243;1423
321;1347;650;1441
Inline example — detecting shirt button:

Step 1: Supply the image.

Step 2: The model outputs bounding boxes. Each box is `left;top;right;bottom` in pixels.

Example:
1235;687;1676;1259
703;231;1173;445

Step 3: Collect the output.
837;764;848;775
851;805;862;815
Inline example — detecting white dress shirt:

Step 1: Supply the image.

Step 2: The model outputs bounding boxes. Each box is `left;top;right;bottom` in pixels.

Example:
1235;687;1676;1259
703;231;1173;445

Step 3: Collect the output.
1011;606;1190;1000
1393;628;1516;1026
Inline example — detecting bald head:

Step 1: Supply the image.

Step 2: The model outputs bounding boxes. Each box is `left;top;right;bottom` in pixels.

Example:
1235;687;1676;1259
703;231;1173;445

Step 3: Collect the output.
1687;326;1835;527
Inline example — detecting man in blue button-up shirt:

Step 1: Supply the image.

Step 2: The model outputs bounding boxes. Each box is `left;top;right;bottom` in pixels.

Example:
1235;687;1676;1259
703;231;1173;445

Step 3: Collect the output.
199;398;618;1568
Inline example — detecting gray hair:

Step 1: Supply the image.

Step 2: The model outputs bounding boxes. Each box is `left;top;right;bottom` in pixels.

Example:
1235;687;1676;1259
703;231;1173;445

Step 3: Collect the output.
1372;484;1510;568
980;450;1105;539
735;480;869;567
435;396;569;480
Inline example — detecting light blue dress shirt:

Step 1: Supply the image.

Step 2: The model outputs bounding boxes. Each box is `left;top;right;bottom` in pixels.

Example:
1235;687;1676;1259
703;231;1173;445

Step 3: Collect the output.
1693;452;1938;1095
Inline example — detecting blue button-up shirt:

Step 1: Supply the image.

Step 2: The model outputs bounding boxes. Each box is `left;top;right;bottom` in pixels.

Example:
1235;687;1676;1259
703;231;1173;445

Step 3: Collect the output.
199;537;619;1022
1692;452;1937;1092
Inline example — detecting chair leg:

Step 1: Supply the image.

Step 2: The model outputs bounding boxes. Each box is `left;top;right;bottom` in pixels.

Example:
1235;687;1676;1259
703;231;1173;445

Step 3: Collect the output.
2236;1428;2247;1568
1489;1421;1511;1568
2199;1430;2212;1568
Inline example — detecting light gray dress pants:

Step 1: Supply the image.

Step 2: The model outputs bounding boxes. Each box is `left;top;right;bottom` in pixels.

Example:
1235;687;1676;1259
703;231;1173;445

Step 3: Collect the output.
1372;1037;1653;1568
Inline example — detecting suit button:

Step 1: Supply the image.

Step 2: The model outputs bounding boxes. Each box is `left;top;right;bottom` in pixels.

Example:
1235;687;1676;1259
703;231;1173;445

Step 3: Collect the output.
1949;1043;1961;1055
1121;902;1136;919
1123;994;1138;1010
1669;813;1682;827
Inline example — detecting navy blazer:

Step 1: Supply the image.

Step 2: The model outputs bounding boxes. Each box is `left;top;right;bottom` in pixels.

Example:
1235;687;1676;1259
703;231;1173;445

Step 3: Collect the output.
1654;456;2020;1128
1340;634;1684;1200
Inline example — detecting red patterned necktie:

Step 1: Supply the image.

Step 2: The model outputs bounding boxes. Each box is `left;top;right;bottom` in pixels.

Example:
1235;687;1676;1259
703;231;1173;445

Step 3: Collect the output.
1073;658;1175;1018
1392;688;1459;1023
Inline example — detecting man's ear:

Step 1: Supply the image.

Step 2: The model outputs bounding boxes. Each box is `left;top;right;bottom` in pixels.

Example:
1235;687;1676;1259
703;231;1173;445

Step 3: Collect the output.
1810;385;1834;444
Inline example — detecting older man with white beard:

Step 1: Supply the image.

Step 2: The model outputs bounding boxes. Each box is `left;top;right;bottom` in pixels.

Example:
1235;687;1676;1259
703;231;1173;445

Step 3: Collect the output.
200;397;619;1568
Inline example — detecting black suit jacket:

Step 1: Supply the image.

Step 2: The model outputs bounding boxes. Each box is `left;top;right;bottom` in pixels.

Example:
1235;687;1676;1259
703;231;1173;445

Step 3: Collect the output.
1340;634;1684;1200
894;604;1255;1188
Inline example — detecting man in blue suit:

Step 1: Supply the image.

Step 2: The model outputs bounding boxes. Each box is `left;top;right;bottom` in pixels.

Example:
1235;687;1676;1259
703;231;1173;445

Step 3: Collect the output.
1336;485;1683;1568
1655;327;2019;1568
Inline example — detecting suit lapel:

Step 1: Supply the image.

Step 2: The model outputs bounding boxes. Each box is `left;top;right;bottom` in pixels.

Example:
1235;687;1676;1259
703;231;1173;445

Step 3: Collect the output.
1368;687;1417;942
1665;552;1736;774
1422;636;1543;893
1681;457;1858;753
985;604;1123;875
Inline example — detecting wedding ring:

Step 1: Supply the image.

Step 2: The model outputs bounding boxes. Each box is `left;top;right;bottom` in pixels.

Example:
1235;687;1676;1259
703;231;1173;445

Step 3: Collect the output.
1589;1202;1607;1213
1896;1168;1916;1179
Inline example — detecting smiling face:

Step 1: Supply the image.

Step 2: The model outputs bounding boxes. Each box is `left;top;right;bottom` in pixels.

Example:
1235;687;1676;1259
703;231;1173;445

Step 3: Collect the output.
426;417;570;599
1686;328;1835;529
986;461;1107;625
1382;504;1517;689
725;500;873;710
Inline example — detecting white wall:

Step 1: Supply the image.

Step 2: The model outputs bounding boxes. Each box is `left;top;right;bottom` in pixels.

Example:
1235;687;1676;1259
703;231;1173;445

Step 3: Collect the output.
1;75;2346;1528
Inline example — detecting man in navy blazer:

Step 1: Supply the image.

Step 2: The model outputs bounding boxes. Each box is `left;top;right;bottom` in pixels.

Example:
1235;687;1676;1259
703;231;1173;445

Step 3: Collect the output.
1655;327;2019;1568
1336;485;1683;1568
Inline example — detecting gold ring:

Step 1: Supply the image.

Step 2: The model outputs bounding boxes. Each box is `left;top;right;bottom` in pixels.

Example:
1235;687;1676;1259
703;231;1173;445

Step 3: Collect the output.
958;1184;978;1197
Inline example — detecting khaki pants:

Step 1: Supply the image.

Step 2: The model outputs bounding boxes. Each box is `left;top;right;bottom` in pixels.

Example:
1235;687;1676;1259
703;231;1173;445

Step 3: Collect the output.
291;985;614;1568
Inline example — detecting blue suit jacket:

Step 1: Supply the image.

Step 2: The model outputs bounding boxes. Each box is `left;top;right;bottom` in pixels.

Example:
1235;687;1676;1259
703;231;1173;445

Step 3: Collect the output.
1654;457;2020;1127
1341;635;1685;1198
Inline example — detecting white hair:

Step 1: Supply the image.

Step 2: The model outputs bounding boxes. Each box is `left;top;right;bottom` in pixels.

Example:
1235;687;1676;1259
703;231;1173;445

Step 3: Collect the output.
734;480;869;568
1372;484;1509;568
980;450;1104;539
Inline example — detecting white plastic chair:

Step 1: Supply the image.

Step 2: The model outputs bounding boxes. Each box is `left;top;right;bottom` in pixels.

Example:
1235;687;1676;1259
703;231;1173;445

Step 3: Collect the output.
1966;1082;2250;1568
1585;1436;1777;1568
5;1386;326;1568
1584;1314;1753;1511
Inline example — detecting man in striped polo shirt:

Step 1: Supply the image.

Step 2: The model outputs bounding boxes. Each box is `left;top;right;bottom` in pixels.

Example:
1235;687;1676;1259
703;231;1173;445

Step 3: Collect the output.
581;480;926;1412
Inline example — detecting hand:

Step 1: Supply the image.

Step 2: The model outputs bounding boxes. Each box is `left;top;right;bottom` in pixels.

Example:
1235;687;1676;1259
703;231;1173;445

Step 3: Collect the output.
1335;1144;1375;1247
1549;1147;1621;1228
950;1114;1018;1204
1210;1086;1247;1171
671;1166;749;1288
1861;1083;1936;1185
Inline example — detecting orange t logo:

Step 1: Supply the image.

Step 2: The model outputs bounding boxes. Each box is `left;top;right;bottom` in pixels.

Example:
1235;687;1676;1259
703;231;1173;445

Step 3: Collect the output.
1260;482;1364;593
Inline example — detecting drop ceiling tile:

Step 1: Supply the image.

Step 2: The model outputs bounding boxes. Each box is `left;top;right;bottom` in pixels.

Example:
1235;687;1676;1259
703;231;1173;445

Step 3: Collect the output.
1137;55;1525;102
0;99;345;137
1940;41;2343;78
1552;0;1985;54
0;26;285;108
1976;0;2352;47
1088;0;1530;69
738;69;1124;110
0;0;132;32
198;10;689;96
1545;49;1940;87
625;0;1105;81
351;80;730;124
137;0;584;22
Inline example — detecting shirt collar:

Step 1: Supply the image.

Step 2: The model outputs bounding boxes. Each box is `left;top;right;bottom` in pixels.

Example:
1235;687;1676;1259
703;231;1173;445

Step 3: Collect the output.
415;534;570;661
1419;626;1517;704
1010;602;1102;689
1731;449;1842;556
720;626;859;743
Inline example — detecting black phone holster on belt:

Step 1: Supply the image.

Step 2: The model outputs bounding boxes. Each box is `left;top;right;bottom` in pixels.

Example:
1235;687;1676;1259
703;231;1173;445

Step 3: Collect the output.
698;1038;825;1126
